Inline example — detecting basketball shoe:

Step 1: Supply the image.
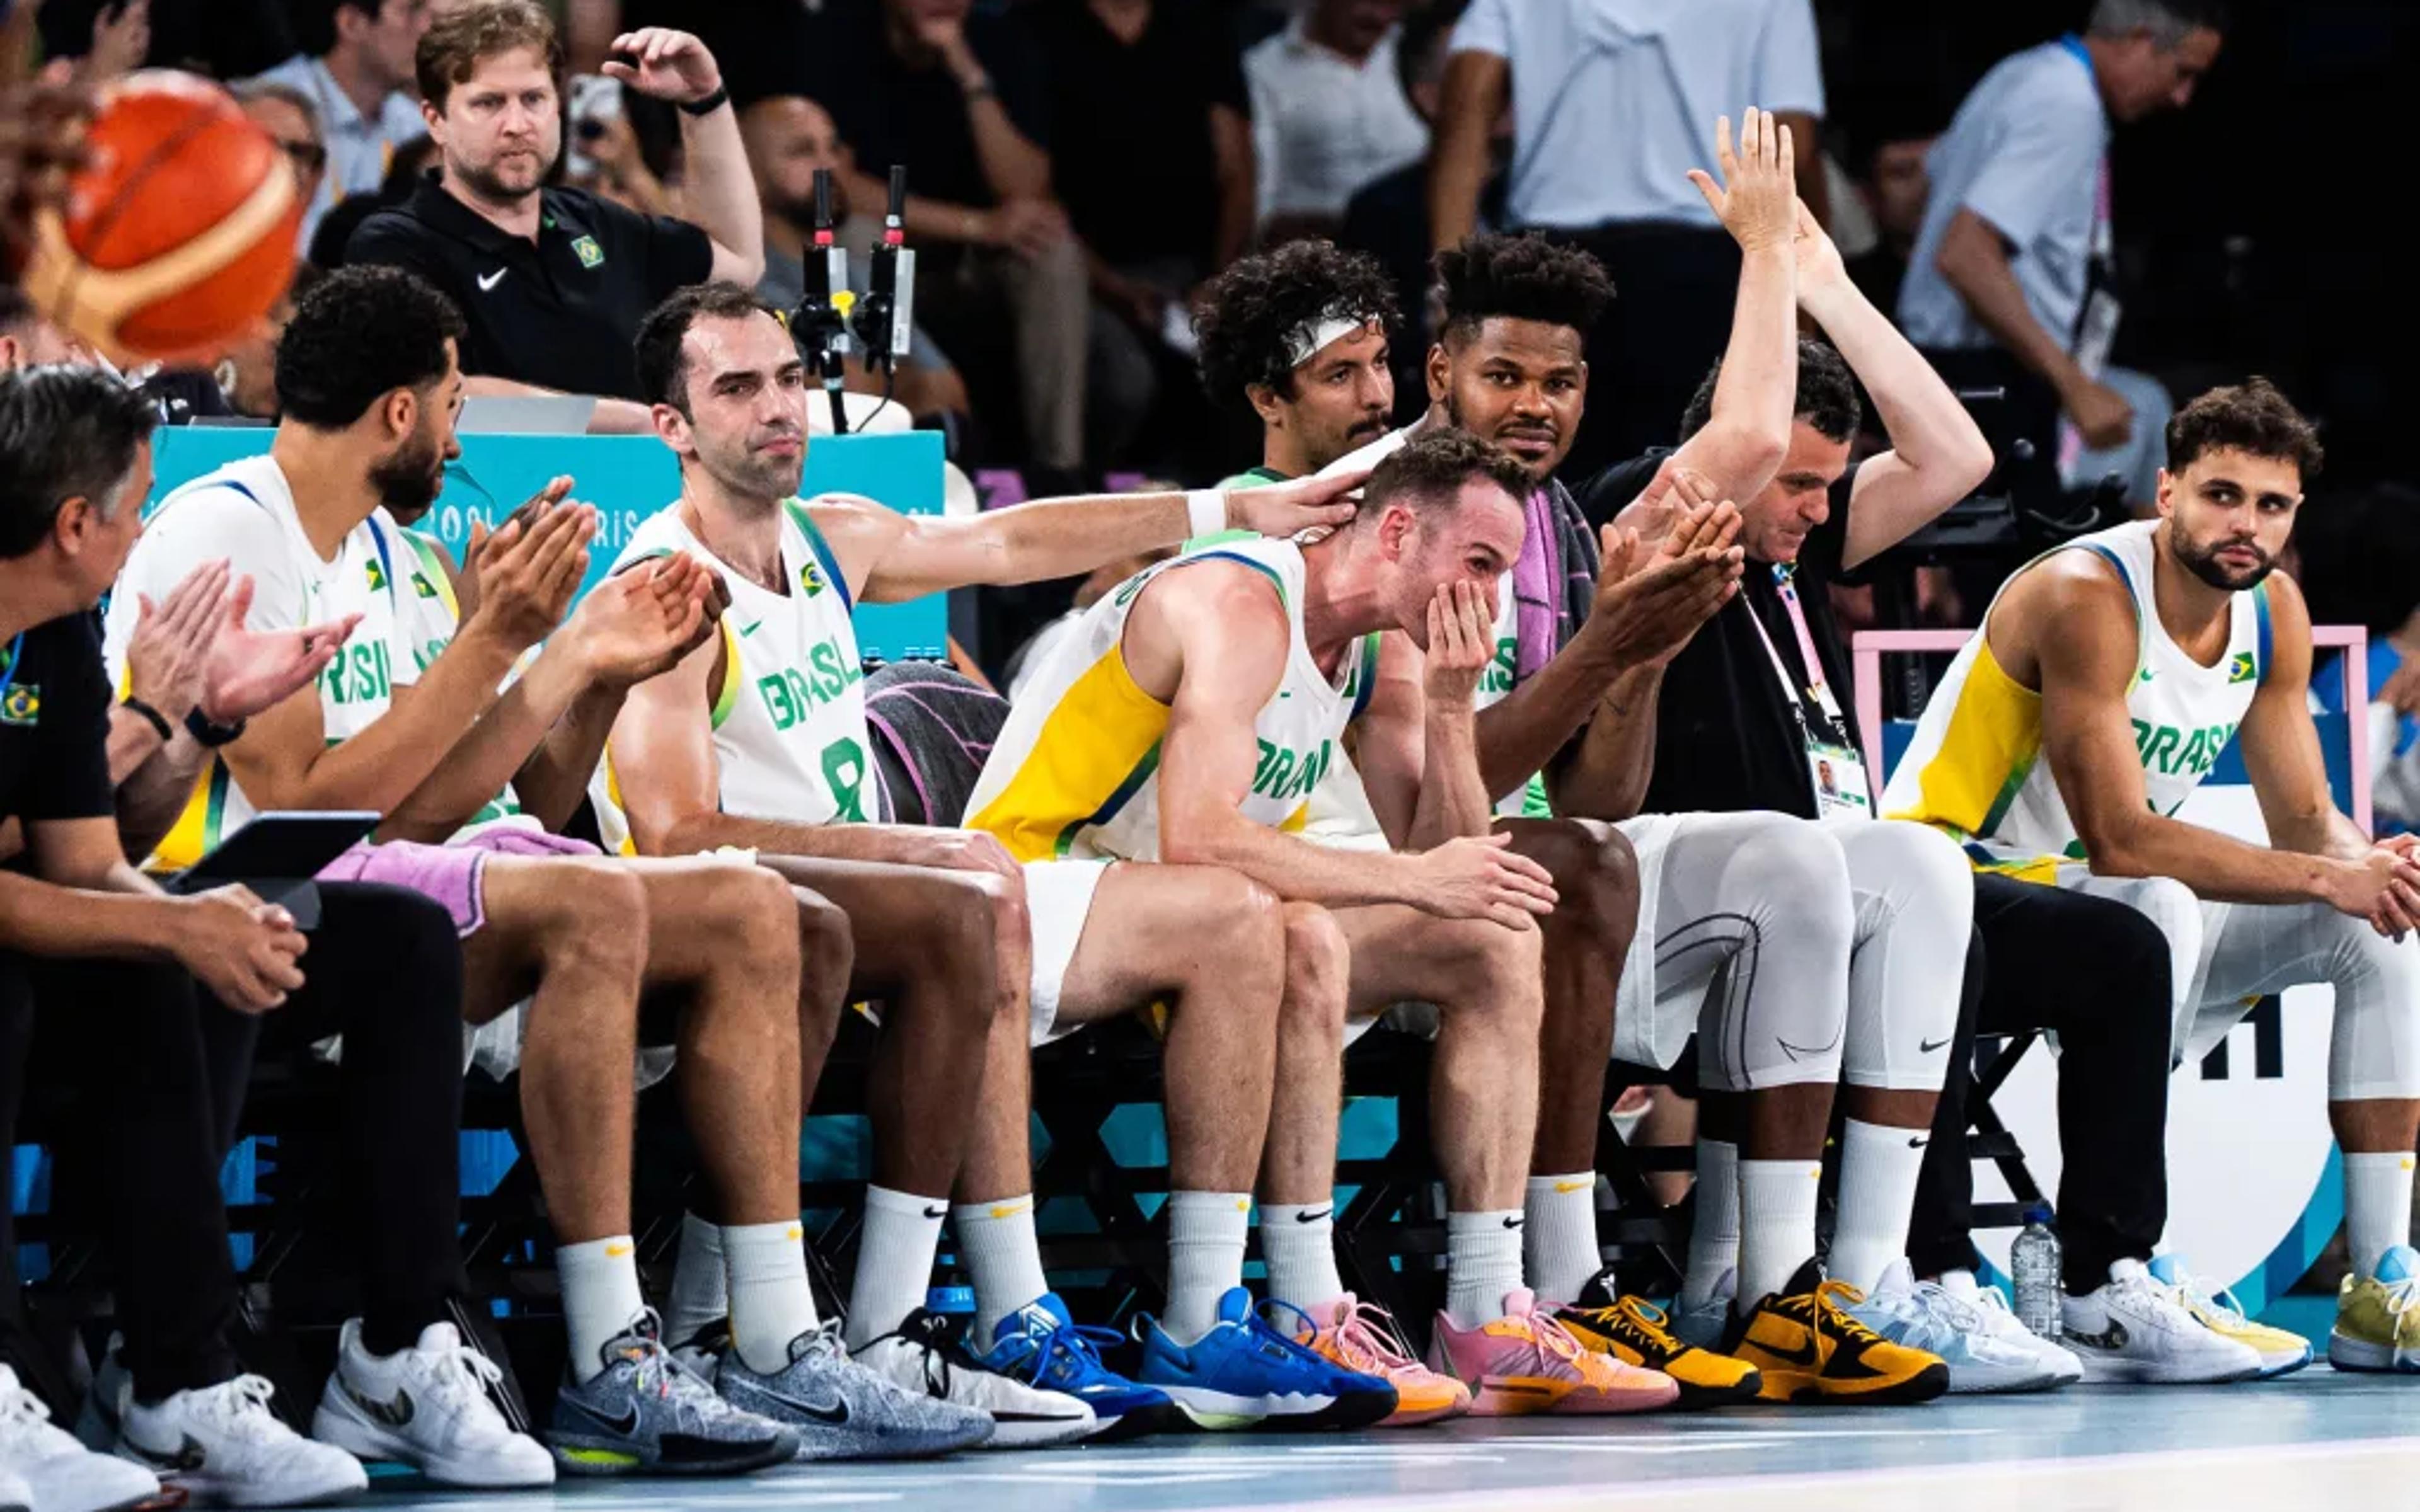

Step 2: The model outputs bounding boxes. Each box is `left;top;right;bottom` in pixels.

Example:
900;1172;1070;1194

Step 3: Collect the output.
1724;1261;1949;1405
1554;1274;1760;1409
0;1365;160;1512
2146;1256;2312;1379
2331;1244;2420;1373
972;1295;1177;1442
549;1316;798;1476
115;1375;368;1507
1845;1262;2073;1394
1427;1289;1678;1416
1291;1295;1470;1426
851;1311;1095;1450
2061;1258;2262;1384
1134;1288;1397;1431
311;1320;554;1487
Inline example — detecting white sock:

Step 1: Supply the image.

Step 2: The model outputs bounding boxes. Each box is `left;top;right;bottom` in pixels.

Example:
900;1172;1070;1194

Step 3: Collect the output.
1828;1120;1928;1293
955;1195;1051;1350
663;1213;728;1349
556;1235;646;1384
1523;1173;1603;1305
1444;1211;1525;1331
1681;1138;1740;1311
1737;1159;1822;1308
846;1187;947;1348
2344;1151;2417;1279
724;1218;818;1376
1163;1191;1251;1345
1260;1201;1345;1314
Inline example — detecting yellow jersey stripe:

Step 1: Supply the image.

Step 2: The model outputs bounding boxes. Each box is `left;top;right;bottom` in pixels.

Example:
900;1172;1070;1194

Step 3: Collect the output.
965;643;1172;862
710;618;743;731
1886;633;2043;839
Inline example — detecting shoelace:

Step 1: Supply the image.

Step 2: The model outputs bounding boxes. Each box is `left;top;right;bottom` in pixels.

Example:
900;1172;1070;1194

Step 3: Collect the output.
2376;1272;2420;1327
999;1309;1126;1387
1809;1280;1891;1348
418;1336;507;1414
1906;1278;1990;1336
1313;1299;1424;1376
1506;1303;1598;1374
193;1375;288;1443
0;1377;55;1448
1572;1296;1686;1358
2164;1267;2252;1327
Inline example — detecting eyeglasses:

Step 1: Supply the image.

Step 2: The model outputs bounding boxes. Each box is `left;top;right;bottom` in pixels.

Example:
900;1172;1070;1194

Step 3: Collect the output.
275;139;329;175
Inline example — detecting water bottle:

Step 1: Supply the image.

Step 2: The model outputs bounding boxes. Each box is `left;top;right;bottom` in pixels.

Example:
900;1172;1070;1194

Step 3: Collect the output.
2011;1205;2063;1341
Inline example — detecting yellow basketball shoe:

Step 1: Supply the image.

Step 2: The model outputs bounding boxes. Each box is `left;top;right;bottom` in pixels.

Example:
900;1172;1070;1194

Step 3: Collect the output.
1726;1261;1949;1406
2331;1244;2420;1373
1553;1274;1761;1409
1294;1295;1470;1426
2147;1256;2312;1378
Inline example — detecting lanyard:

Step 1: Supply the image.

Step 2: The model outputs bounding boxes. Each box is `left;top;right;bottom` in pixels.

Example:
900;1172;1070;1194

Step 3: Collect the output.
1754;566;1847;730
0;633;23;709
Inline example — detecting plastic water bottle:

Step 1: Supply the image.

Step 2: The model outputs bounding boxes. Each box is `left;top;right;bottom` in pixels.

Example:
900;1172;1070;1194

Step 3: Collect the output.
2011;1205;2063;1341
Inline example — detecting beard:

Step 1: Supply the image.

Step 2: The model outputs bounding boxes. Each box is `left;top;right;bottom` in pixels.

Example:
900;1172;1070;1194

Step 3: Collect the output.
700;430;807;503
1441;391;1555;482
2172;533;2276;592
454;143;555;205
370;428;446;524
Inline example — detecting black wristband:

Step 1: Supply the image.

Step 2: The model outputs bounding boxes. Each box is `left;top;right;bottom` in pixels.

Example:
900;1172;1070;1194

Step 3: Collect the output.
119;695;173;744
185;707;246;748
679;84;730;117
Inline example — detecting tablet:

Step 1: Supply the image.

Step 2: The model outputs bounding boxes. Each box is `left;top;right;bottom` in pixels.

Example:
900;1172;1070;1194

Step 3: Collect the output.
168;811;378;893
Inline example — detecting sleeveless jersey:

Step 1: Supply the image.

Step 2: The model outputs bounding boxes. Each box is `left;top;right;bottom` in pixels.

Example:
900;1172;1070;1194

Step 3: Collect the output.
385;522;532;834
595;500;871;854
966;536;1381;863
1881;518;2270;874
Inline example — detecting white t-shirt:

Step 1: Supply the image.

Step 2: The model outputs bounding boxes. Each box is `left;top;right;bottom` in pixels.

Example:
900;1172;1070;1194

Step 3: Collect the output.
1450;0;1824;231
1896;40;2109;353
246;52;430;251
1245;20;1431;224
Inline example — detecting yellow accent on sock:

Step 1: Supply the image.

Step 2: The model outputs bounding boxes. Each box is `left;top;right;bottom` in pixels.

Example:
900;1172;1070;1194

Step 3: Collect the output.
604;1242;632;1258
988;1200;1033;1220
1553;1179;1591;1194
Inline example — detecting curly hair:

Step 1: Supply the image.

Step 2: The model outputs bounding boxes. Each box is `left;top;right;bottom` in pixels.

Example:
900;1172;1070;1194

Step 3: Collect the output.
2167;377;2322;482
275;265;466;429
1363;427;1533;520
1192;241;1398;412
1434;232;1616;346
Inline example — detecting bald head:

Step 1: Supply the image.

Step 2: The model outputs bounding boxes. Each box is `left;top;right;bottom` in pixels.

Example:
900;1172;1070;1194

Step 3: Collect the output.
742;95;851;226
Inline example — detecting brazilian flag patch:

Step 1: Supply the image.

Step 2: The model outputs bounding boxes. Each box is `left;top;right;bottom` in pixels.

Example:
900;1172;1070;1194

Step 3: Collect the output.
366;557;388;593
2228;651;2257;684
0;684;40;726
799;558;826;598
412;571;439;600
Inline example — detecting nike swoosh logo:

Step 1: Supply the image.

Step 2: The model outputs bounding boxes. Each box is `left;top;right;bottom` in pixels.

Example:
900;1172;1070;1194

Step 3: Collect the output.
127;1434;209;1473
1501;1215;1525;1230
760;1389;850;1426
923;1205;948;1220
1776;1026;1846;1061
1552;1179;1591;1194
738;619;764;638
1907;1137;1930;1150
347;1383;415;1428
1293;1207;1334;1223
478;268;508;292
1756;1334;1821;1367
570;1396;643;1437
1918;1038;1952;1053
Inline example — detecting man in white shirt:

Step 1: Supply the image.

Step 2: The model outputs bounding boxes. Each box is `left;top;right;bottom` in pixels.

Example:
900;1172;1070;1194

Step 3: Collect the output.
1246;0;1429;244
1896;0;2224;519
249;0;435;250
1428;0;1828;473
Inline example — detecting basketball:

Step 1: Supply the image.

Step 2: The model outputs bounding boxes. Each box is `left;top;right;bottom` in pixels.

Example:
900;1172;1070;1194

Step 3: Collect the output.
17;70;300;365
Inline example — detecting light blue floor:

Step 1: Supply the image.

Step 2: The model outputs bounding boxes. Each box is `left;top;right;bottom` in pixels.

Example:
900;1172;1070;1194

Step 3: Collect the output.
360;1371;2420;1512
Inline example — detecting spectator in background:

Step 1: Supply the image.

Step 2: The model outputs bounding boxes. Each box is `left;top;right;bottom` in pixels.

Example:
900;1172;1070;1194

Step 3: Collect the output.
247;0;434;251
1026;0;1253;466
0;286;89;371
1429;0;1828;477
209;266;327;421
1898;0;2225;519
348;4;762;431
1843;123;1937;321
1246;0;1427;247
305;133;436;269
233;81;331;256
740;94;974;433
797;0;1090;476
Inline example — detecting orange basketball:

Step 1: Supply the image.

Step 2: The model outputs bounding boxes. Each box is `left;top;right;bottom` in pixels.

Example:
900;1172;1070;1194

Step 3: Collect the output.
20;70;301;365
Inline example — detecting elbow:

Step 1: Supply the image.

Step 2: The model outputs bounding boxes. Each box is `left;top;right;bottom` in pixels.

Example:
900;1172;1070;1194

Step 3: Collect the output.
1949;425;1997;497
725;248;767;288
2080;822;2153;879
1159;816;1228;870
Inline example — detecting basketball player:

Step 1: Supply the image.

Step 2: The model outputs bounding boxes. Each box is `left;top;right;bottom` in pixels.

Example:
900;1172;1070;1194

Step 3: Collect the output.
601;283;1394;1435
107;266;998;1474
1191;238;1763;1411
1884;379;2420;1378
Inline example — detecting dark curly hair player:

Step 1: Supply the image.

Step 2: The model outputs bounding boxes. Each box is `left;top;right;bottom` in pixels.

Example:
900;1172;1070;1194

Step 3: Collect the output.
1194;241;1402;486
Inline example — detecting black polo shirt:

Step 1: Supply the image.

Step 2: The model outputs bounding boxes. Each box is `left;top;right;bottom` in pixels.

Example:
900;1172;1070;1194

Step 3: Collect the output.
1577;448;1865;820
1;613;114;835
345;177;715;401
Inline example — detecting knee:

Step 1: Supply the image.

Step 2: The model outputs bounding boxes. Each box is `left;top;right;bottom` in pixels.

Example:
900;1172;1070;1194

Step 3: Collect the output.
1529;820;1640;942
1440;919;1546;1031
547;864;650;979
1752;820;1856;931
792;886;855;997
1194;872;1287;996
1279;903;1351;1040
722;865;804;968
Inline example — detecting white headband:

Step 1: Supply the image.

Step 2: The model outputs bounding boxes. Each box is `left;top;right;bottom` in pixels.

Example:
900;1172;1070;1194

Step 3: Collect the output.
1283;314;1376;371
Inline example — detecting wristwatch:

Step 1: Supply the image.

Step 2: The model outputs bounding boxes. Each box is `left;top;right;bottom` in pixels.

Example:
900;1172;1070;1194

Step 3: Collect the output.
186;707;246;748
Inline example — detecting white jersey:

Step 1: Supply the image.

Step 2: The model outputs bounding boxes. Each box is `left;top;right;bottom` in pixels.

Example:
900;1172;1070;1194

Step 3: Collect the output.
101;457;500;866
1882;518;2269;869
596;500;872;854
967;535;1381;862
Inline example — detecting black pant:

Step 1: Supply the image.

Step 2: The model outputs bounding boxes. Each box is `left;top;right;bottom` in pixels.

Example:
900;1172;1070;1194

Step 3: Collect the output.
1909;873;2175;1295
196;882;468;1356
1532;222;1741;479
2;951;244;1399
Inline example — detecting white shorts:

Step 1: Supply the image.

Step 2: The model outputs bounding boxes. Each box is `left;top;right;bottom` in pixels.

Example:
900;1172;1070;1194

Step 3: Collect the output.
1023;857;1112;1046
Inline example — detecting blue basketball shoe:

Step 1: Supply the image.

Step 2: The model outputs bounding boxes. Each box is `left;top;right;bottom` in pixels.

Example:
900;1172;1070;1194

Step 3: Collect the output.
1134;1288;1396;1431
973;1295;1177;1443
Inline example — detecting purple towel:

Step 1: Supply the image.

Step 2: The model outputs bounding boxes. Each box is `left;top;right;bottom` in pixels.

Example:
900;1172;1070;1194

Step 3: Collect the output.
1514;485;1564;683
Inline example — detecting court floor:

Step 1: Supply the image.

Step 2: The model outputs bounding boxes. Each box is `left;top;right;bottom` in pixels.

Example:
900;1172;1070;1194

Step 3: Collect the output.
360;1371;2420;1512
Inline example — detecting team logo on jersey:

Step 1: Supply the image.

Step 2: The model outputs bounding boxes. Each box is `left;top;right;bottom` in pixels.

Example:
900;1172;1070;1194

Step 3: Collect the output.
572;235;605;270
2136;667;2156;687
411;571;439;600
2229;651;2257;684
366;557;388;593
0;684;39;726
798;558;827;598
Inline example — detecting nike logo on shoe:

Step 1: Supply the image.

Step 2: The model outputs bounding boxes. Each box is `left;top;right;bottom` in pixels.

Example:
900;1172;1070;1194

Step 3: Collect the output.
568;1397;643;1437
477;268;508;292
1755;1333;1822;1367
2066;1321;2129;1351
125;1433;209;1473
346;1383;415;1428
758;1389;850;1426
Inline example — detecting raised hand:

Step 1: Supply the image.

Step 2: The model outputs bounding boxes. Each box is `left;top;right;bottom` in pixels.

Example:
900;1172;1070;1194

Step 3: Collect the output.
1226;468;1367;538
1687;106;1797;256
1790;195;1848;299
571;554;717;689
126;557;233;723
601;28;724;106
1413;832;1560;930
1421;580;1497;708
199;575;359;724
464;490;597;653
1590;469;1746;671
